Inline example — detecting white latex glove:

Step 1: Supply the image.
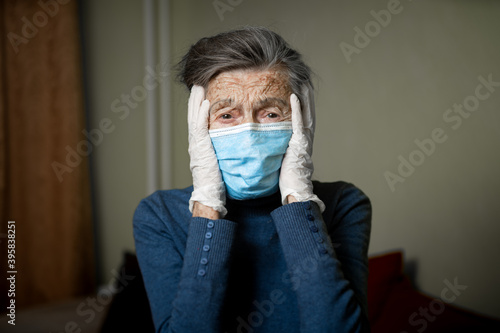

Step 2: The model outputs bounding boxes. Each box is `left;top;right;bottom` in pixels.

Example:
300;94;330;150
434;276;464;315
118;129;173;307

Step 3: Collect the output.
188;85;227;217
279;83;325;212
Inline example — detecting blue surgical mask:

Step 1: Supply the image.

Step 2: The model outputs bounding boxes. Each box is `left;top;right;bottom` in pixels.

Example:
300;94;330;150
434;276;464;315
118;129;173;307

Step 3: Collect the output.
209;122;292;200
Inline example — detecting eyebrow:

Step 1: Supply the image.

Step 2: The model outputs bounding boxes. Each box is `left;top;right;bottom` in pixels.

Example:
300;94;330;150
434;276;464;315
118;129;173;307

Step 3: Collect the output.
209;99;232;114
255;97;288;109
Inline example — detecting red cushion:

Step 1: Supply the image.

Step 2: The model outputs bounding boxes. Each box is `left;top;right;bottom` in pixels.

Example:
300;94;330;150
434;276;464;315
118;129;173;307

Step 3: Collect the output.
368;251;500;333
367;251;405;323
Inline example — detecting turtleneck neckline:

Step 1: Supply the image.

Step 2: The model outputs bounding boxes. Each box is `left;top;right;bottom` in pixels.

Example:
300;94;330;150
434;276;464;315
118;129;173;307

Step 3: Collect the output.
225;189;282;214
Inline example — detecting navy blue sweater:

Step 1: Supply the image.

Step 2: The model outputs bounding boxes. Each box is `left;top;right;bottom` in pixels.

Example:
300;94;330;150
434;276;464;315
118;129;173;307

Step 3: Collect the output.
133;181;371;332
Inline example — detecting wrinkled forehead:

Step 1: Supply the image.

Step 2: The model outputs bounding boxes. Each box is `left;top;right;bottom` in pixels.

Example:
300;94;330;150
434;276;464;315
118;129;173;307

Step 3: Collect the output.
206;69;291;101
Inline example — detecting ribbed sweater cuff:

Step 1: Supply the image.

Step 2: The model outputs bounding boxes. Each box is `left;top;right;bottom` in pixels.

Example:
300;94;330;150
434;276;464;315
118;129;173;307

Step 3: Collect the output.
271;201;334;267
181;217;237;279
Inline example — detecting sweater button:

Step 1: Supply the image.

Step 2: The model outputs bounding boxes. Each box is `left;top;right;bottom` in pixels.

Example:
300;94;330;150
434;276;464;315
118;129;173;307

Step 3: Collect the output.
200;258;208;265
203;245;210;252
198;269;206;276
319;248;328;255
307;214;314;221
205;232;212;239
207;221;214;228
310;225;319;233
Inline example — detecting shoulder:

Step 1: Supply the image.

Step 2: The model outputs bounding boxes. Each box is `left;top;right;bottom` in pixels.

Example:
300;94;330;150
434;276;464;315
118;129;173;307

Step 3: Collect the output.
133;186;193;231
313;181;372;227
313;180;370;205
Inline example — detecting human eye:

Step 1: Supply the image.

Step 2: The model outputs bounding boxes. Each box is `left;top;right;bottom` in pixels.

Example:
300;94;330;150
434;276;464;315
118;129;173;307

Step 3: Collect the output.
210;107;241;128
259;107;283;123
216;108;237;122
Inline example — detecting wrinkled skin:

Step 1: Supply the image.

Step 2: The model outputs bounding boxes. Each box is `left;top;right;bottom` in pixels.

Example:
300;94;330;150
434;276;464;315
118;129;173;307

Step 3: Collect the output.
206;69;292;129
193;69;296;218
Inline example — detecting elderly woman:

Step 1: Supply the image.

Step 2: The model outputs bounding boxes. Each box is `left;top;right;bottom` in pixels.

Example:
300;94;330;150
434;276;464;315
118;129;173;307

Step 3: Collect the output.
133;27;371;332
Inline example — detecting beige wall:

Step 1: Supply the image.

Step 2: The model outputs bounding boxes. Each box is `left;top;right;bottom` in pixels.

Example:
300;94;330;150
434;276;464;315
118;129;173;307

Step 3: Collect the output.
85;0;500;318
82;0;147;285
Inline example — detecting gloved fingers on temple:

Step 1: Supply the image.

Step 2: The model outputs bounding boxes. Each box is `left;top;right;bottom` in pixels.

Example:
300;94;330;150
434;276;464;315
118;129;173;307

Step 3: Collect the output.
290;93;304;133
300;83;315;133
188;85;205;125
198;100;211;129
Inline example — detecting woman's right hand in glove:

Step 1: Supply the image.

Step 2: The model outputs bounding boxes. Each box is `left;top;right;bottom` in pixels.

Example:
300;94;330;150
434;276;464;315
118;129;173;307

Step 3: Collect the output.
188;85;227;219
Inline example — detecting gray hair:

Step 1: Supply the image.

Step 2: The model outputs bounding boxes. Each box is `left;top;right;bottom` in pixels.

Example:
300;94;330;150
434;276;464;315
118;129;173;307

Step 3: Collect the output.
177;26;313;103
